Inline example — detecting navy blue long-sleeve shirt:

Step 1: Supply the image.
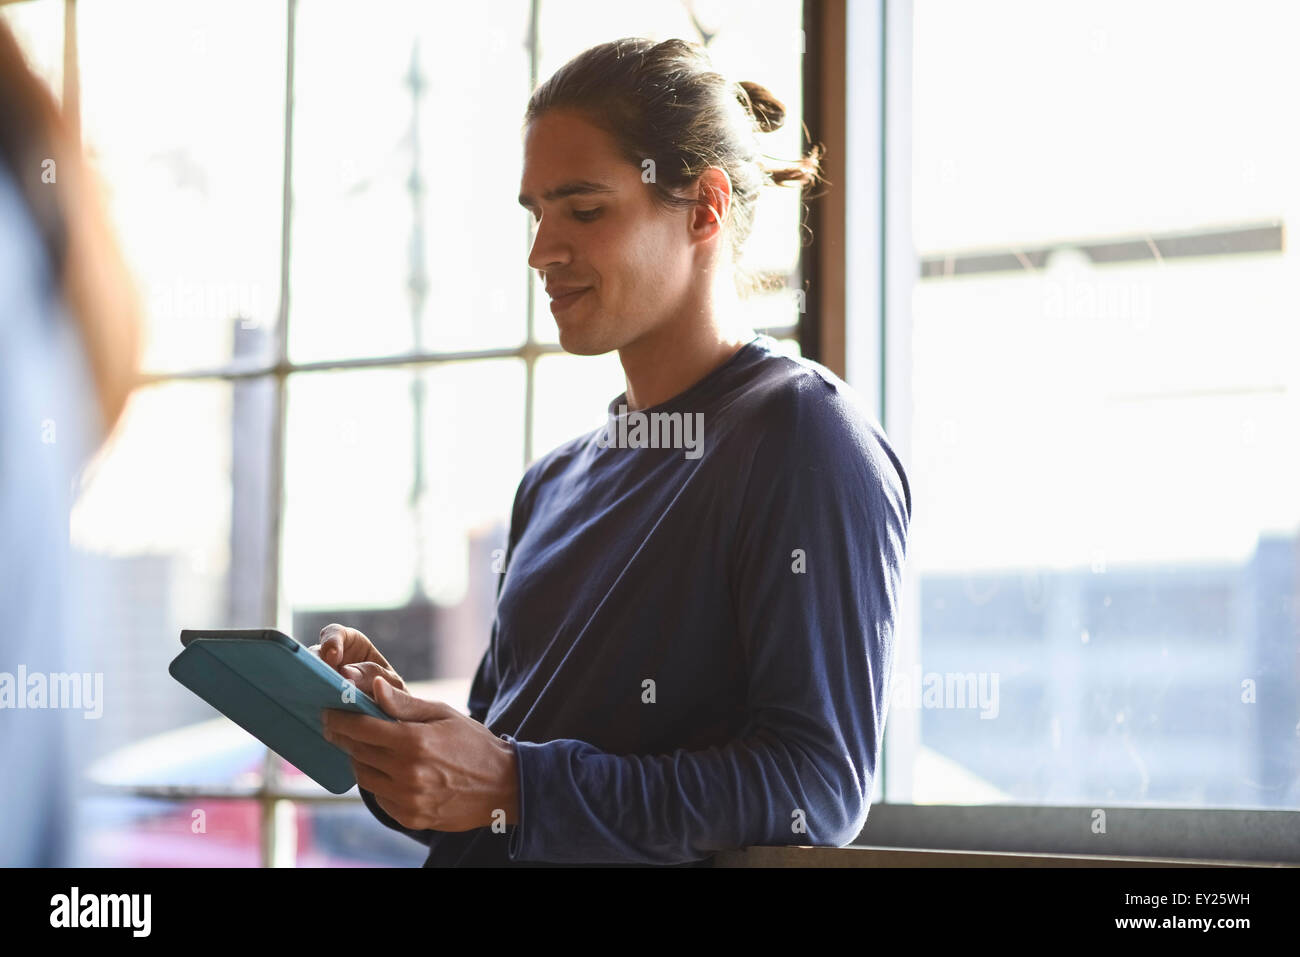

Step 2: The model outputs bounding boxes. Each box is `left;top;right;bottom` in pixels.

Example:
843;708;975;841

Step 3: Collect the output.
361;333;912;865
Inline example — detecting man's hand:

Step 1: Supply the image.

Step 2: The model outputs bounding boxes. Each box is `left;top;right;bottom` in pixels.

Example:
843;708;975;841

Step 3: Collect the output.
309;623;406;696
321;676;520;833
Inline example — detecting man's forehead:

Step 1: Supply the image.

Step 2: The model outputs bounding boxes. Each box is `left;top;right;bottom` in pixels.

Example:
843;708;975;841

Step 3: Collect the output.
520;113;625;199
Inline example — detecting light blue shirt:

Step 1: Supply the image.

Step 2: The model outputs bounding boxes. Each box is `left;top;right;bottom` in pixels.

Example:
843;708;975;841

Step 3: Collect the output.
0;160;101;866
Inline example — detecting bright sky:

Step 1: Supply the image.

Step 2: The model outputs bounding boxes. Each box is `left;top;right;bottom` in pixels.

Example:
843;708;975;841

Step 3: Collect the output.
907;0;1300;572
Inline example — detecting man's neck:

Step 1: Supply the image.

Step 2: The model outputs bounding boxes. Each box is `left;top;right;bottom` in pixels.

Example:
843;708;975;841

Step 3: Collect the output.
618;295;754;412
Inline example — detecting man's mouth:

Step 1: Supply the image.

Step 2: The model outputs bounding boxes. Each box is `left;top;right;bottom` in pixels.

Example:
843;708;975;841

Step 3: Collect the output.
548;287;591;313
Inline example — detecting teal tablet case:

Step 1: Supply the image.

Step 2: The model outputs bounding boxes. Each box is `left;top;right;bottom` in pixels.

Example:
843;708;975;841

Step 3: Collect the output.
168;628;396;794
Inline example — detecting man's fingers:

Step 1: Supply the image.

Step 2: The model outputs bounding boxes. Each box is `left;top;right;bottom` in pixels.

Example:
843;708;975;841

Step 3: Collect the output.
324;715;400;756
332;735;403;778
372;676;456;723
316;630;343;668
351;759;399;799
318;623;397;674
354;761;428;832
341;660;405;695
324;708;412;749
318;623;363;667
372;791;421;831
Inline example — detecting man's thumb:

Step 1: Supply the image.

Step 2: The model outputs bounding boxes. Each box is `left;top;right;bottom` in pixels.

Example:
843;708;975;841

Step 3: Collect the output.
372;675;438;721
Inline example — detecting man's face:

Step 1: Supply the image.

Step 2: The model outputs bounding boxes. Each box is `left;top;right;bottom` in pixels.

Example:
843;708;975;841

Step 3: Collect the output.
518;109;695;355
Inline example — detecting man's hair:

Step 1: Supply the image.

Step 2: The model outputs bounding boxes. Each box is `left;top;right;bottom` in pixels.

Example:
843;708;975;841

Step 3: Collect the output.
523;37;825;295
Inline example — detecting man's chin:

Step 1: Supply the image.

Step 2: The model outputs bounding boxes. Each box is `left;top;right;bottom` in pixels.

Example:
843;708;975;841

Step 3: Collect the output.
556;320;620;357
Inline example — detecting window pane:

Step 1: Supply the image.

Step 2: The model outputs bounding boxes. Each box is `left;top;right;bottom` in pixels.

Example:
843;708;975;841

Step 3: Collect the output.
77;0;287;373
912;1;1293;250
282;361;525;682
531;351;626;463
71;379;275;790
895;0;1300;809
772;336;801;360
748;289;804;335
289;0;532;362
531;1;805;345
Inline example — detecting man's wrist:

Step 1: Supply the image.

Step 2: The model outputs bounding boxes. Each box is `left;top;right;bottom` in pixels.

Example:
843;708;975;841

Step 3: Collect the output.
494;735;521;827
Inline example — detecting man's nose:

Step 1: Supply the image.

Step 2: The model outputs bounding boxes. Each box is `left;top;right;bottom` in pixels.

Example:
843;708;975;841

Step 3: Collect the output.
527;217;571;272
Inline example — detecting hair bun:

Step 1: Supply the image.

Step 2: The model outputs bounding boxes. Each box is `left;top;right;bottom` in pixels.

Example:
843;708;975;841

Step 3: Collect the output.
737;80;785;133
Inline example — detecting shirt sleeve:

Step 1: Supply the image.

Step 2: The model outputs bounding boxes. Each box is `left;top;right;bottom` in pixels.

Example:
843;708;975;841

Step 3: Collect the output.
504;381;913;865
0;165;99;867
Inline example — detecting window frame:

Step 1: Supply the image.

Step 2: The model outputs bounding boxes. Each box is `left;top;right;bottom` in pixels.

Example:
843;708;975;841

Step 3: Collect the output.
35;0;1295;867
832;0;1300;864
46;0;801;866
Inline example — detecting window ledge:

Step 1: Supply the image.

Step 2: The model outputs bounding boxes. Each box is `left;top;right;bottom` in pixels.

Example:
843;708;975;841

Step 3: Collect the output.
713;845;1297;868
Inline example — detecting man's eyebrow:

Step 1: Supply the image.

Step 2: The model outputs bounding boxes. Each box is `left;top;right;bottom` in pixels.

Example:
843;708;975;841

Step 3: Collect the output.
518;180;616;208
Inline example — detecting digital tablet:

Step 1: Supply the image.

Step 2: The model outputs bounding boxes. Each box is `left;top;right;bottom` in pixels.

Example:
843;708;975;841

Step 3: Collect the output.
168;628;395;794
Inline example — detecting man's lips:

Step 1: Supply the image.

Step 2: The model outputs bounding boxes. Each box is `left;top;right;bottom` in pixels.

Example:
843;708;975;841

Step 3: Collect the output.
548;287;591;312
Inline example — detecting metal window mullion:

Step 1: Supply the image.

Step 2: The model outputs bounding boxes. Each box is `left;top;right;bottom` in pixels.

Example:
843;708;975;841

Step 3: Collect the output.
522;0;541;469
523;352;535;468
134;320;799;389
90;786;371;803
879;0;916;811
136;343;559;386
259;0;298;869
844;0;900;808
875;0;890;807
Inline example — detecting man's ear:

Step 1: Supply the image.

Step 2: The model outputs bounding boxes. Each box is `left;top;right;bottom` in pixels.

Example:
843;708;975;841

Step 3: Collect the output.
689;167;733;240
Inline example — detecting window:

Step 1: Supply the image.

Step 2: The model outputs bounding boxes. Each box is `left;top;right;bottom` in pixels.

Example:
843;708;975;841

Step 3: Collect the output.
4;0;810;865
856;0;1300;860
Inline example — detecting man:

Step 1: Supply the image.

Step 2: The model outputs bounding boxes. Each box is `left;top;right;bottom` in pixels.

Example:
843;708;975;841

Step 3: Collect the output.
317;40;911;866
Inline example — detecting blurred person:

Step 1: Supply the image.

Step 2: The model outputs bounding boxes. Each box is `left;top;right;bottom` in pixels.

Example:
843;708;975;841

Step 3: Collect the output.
318;37;912;866
0;18;142;866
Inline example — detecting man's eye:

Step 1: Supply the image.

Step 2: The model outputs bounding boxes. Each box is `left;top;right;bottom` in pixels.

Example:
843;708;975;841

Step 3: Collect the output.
572;207;601;221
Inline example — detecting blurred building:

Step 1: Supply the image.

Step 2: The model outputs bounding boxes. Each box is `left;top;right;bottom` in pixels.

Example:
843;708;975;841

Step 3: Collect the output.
917;533;1300;807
